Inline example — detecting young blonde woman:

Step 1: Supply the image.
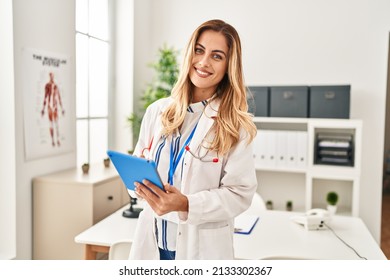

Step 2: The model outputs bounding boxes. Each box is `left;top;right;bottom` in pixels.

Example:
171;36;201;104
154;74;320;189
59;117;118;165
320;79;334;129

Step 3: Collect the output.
130;19;257;260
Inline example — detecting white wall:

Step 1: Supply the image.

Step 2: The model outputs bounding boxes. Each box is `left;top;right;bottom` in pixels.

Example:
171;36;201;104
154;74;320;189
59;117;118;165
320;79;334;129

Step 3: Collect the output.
6;0;388;259
12;0;76;259
113;0;134;152
0;0;16;260
8;0;134;260
133;0;390;243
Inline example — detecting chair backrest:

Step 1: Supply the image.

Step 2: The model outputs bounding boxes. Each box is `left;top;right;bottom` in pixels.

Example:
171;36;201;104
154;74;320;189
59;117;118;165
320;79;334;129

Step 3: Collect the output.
241;192;267;215
108;240;132;260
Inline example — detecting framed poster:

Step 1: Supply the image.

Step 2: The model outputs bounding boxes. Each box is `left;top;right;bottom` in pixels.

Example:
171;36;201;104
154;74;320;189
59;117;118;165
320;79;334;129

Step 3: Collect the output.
22;48;74;160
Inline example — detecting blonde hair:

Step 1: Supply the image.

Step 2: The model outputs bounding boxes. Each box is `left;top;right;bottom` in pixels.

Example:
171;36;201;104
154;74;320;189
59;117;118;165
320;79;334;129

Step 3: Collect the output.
161;19;257;155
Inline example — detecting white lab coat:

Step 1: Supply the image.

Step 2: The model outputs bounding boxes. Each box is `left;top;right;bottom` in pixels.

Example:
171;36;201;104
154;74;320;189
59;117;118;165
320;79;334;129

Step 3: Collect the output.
129;97;257;260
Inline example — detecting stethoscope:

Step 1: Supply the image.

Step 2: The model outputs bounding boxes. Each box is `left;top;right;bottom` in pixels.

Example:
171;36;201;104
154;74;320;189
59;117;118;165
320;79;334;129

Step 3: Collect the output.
141;136;154;158
141;109;220;165
185;145;219;163
141;135;219;163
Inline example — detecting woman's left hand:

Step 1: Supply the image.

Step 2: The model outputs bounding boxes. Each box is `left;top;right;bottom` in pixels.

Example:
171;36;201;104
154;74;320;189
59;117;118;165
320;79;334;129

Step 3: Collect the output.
134;180;189;215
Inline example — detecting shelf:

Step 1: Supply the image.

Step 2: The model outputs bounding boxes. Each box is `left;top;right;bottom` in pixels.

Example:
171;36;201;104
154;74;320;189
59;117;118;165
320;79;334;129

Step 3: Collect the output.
331;206;353;217
255;166;306;174
254;117;362;127
256;172;305;211
253;117;362;217
309;165;358;180
265;207;306;213
253;117;309;124
311;178;354;216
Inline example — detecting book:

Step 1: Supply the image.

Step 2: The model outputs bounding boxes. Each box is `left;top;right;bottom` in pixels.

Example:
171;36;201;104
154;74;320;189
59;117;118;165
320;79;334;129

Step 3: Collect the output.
318;140;351;148
317;133;352;141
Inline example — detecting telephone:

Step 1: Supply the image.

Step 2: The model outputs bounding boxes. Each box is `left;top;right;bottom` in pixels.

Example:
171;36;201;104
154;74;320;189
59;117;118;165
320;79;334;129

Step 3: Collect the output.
290;208;330;230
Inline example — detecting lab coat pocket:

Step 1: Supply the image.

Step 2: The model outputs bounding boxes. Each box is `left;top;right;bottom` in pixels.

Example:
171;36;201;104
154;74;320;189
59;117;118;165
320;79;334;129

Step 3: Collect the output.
199;224;234;259
190;149;223;188
129;208;159;260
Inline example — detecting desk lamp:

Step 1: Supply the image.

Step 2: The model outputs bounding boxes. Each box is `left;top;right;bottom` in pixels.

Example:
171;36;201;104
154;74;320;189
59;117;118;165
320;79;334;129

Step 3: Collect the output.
122;197;142;218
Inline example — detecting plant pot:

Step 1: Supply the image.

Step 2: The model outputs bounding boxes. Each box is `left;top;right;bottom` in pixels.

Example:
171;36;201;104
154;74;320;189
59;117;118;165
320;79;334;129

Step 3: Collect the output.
103;158;110;168
82;164;89;174
327;205;337;215
266;201;273;210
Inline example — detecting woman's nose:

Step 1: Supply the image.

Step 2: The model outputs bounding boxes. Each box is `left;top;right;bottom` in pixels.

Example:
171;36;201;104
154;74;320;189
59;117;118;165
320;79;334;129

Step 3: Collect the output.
198;55;210;67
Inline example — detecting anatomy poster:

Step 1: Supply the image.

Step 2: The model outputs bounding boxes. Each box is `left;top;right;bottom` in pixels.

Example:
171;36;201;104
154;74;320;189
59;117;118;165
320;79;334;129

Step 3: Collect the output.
22;48;74;160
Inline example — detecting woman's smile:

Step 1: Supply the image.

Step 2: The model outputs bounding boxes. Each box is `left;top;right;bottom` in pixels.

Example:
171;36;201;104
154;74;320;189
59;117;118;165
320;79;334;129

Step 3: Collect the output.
194;67;212;77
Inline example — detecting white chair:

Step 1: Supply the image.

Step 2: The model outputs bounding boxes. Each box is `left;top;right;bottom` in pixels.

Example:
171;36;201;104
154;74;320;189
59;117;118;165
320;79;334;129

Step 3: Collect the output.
108;239;132;260
241;192;267;215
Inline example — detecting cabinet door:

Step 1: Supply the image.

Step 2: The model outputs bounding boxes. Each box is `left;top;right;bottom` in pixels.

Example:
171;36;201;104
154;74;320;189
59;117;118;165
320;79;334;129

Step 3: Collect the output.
93;180;122;223
119;180;131;206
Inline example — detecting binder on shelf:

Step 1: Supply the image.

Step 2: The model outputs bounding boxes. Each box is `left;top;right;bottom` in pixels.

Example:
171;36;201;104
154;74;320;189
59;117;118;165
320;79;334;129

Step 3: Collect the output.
296;131;308;168
256;130;277;168
276;130;288;167
254;130;266;167
287;131;298;168
255;130;308;170
264;130;277;167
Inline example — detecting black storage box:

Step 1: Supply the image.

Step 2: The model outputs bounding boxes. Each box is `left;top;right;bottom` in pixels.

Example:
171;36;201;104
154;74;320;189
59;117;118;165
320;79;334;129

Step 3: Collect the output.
247;86;269;116
269;86;309;118
309;85;350;119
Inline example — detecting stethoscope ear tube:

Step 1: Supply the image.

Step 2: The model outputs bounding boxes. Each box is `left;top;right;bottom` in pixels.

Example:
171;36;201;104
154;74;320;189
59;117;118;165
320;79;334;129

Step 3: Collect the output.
185;146;219;163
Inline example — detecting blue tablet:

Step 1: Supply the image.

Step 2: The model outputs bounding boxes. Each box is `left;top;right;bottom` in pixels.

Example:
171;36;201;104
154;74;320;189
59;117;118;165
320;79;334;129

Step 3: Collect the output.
107;150;164;196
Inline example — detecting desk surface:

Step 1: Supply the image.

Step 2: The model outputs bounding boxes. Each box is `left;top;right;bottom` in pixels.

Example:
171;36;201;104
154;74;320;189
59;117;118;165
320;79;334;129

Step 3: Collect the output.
233;210;386;260
75;206;387;260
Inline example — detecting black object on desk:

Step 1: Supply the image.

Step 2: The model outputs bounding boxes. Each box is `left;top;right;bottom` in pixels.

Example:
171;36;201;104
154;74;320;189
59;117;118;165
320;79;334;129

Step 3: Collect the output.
123;197;142;218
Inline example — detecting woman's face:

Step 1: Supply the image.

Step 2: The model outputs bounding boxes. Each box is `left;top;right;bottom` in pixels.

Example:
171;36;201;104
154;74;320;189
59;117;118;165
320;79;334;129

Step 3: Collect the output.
189;30;228;100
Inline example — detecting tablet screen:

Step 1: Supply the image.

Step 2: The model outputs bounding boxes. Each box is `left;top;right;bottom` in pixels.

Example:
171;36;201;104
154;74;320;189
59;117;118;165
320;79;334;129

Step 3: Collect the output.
107;150;164;193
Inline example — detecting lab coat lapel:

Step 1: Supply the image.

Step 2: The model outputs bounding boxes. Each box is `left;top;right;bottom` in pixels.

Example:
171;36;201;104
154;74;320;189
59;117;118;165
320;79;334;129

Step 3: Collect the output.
149;129;163;160
146;98;172;159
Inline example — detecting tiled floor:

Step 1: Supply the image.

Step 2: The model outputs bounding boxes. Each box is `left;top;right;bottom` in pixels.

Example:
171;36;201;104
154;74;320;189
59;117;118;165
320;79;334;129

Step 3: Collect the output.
381;192;390;259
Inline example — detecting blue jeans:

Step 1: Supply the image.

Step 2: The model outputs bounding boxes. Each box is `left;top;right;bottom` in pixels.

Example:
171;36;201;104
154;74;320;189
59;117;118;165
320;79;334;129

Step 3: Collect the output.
159;247;176;260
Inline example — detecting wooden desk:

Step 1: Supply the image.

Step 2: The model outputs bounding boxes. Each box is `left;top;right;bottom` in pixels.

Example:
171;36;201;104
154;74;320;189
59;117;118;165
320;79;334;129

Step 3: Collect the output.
74;205;139;260
75;206;387;260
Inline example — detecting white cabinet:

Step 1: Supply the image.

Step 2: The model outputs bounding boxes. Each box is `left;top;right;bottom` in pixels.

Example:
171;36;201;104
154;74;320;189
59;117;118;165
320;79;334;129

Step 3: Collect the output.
253;117;362;216
32;163;130;259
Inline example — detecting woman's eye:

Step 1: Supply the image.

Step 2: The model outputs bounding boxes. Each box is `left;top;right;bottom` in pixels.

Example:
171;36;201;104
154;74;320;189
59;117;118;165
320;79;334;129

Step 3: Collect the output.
195;48;203;54
213;54;223;60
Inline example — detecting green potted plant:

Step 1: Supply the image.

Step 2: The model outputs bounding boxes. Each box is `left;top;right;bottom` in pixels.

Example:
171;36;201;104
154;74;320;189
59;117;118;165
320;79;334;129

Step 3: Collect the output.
326;191;339;215
127;44;179;146
266;200;273;210
286;200;293;211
